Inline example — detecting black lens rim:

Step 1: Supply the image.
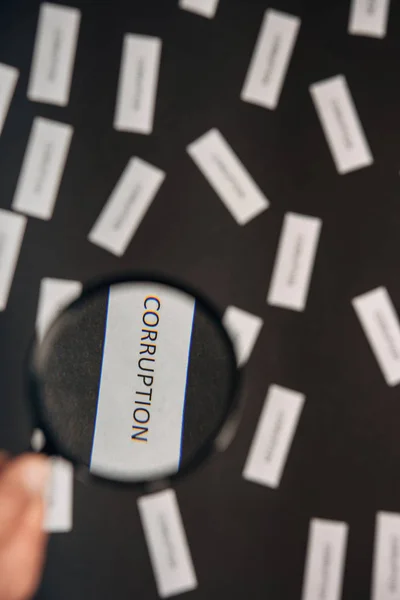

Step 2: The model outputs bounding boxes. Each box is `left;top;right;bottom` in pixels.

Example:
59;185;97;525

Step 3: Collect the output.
27;271;242;489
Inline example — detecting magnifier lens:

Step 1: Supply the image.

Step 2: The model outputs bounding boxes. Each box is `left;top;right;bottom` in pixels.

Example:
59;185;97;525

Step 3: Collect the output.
30;280;237;483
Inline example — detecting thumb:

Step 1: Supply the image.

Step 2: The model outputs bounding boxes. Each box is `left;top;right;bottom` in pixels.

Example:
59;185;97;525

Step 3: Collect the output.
0;454;50;600
0;454;49;544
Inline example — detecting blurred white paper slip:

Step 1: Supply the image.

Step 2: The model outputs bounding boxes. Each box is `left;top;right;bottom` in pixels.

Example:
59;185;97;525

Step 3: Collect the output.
43;457;73;533
0;63;19;135
243;384;304;488
372;512;400;600
223;305;263;366
12;117;73;220
88;157;165;256
31;428;46;452
28;3;81;106
301;519;348;600
0;210;27;311
187;128;269;225
241;9;300;110
348;0;391;38
36;277;82;340
268;213;321;312
352;287;400;386
30;430;73;533
114;34;161;135
179;0;219;18
310;75;373;174
138;489;197;598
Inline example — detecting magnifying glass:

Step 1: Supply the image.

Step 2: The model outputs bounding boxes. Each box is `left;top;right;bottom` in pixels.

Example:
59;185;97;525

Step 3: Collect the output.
28;275;241;486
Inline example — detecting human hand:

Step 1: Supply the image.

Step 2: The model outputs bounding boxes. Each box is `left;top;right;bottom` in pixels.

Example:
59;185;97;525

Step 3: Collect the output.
0;453;49;600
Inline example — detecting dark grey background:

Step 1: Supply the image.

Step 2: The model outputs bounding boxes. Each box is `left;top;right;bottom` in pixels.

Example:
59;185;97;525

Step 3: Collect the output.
0;0;400;598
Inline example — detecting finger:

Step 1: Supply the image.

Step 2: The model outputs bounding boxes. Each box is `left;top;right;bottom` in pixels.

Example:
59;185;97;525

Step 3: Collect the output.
0;454;49;547
0;497;47;600
0;451;9;474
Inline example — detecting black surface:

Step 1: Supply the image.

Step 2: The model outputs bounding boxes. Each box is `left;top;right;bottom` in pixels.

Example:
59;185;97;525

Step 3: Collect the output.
1;0;400;598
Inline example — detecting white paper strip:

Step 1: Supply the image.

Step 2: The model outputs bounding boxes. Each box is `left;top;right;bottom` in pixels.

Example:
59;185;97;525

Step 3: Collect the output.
88;157;165;256
138;489;197;598
301;519;349;600
90;284;195;481
310;75;373;174
12;117;73;220
267;212;321;312
179;0;219;18
372;511;400;600
0;210;27;311
187;128;269;225
243;384;305;488
223;305;263;366
114;34;162;135
28;3;81;106
43;457;73;533
31;428;46;452
30;429;73;533
241;9;300;110
352;287;400;386
0;63;19;136
36;277;82;341
348;0;391;38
